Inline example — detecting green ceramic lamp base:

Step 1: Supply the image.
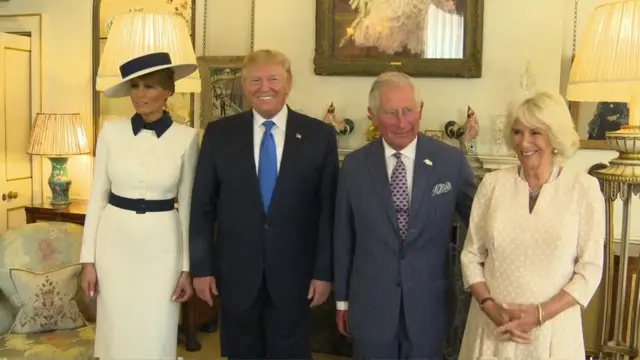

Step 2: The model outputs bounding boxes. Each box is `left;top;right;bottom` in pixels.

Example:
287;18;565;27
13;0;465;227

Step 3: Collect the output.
47;156;72;205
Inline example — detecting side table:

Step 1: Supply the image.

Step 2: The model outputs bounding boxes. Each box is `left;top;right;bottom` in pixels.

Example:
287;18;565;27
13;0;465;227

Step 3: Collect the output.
24;201;218;351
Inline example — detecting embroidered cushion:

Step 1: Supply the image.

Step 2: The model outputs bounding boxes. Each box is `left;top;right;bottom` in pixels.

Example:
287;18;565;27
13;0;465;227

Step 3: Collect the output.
8;264;87;333
0;222;92;333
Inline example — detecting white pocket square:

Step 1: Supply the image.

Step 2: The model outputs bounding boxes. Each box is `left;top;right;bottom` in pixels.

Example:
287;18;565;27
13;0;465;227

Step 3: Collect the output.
431;181;452;196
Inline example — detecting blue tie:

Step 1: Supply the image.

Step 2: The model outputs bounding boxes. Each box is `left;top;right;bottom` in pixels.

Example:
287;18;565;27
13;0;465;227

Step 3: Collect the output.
258;120;277;212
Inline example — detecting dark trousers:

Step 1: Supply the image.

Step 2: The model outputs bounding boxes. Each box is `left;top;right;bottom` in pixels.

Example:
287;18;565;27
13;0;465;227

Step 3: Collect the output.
353;297;441;360
219;278;311;359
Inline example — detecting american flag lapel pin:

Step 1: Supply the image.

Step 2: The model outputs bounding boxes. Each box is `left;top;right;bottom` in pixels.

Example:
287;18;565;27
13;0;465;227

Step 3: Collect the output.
296;133;302;139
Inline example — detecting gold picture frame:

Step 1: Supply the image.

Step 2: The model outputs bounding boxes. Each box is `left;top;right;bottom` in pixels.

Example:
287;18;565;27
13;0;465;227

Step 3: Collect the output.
197;56;250;129
314;0;485;78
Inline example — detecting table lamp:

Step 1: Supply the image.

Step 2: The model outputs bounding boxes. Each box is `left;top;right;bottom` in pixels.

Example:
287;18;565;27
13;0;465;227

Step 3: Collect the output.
96;11;200;93
27;113;90;205
566;1;640;358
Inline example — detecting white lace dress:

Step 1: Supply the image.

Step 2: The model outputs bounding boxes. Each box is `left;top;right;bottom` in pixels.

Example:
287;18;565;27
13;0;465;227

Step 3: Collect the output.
458;167;605;360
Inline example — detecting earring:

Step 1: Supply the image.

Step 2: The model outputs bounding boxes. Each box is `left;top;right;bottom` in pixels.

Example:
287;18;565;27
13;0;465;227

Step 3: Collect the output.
552;148;558;154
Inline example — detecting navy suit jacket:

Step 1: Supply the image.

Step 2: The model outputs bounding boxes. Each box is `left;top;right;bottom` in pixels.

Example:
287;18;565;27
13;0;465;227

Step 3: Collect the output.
333;134;476;353
189;108;339;311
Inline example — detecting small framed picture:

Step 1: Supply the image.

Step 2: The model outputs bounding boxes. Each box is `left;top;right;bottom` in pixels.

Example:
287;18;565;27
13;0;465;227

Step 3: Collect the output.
423;129;444;141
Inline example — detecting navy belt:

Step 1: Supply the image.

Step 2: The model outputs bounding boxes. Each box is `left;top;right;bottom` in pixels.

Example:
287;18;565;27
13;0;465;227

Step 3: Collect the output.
108;192;175;214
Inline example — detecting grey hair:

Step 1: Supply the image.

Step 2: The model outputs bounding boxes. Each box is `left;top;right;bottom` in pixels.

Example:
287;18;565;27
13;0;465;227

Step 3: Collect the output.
368;71;420;115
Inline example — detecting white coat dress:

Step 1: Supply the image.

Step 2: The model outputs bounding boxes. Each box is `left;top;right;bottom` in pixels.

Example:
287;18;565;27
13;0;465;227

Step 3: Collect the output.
80;114;199;360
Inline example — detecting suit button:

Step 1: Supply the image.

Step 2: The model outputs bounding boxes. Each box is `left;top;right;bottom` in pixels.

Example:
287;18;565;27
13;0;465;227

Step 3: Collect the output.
264;224;269;229
396;282;401;287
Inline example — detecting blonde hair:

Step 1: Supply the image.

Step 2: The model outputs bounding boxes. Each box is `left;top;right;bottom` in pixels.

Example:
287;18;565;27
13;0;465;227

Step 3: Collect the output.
503;91;580;163
368;71;421;115
241;49;292;82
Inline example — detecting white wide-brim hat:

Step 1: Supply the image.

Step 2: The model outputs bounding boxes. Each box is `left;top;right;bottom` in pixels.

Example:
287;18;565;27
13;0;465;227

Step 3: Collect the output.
103;52;198;98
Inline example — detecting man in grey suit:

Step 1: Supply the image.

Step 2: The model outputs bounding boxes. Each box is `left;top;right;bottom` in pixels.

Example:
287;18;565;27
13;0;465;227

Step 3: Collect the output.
334;71;477;359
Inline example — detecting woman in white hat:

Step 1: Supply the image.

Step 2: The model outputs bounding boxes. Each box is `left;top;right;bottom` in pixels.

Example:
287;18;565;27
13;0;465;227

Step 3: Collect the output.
79;52;199;359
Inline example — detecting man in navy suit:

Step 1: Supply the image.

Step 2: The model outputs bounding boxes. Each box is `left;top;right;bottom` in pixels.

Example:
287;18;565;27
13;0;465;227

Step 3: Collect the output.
189;49;339;359
334;71;477;359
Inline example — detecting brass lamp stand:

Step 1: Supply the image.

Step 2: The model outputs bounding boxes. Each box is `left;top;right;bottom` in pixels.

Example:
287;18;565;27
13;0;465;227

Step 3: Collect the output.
594;125;640;359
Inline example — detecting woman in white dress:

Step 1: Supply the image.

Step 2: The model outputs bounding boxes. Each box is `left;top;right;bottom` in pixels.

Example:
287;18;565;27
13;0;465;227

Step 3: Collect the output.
458;91;605;359
79;52;199;359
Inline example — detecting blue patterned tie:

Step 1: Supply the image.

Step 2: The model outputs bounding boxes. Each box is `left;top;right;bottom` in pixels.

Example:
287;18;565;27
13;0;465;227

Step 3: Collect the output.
390;152;410;240
258;120;277;212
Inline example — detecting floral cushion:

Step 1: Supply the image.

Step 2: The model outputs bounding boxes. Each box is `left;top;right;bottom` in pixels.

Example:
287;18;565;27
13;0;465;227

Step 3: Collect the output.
0;323;94;358
8;265;87;333
0;222;93;333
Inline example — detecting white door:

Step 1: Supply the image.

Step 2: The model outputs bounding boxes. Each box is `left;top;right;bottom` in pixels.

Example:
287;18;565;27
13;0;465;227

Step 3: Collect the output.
0;32;34;232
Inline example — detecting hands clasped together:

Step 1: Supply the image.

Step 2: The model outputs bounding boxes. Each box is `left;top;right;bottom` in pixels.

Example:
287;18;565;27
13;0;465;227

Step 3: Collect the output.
482;298;541;344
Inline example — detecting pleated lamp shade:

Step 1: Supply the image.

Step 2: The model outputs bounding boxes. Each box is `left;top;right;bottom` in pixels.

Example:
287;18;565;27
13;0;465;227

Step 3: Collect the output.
96;12;200;93
566;0;640;126
27;113;90;156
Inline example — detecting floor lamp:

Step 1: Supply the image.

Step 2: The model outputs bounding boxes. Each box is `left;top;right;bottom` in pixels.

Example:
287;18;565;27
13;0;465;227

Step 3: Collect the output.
566;1;640;359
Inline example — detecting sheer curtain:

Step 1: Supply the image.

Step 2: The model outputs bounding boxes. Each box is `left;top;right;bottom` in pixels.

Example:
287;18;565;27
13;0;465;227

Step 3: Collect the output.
424;4;464;59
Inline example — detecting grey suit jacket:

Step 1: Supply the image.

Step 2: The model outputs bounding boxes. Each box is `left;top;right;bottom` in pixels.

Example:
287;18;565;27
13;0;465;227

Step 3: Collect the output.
333;134;476;353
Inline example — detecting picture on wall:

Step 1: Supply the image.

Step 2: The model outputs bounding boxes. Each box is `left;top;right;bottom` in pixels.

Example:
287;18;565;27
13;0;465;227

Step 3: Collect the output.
584;102;629;140
569;100;625;150
336;0;465;59
197;56;248;129
314;0;484;78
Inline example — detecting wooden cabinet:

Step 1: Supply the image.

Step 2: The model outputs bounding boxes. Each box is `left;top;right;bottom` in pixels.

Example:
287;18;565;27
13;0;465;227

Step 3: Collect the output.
24;201;218;352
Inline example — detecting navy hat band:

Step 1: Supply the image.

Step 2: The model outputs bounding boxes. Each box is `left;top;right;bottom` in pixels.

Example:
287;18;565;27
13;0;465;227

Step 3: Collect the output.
119;52;173;79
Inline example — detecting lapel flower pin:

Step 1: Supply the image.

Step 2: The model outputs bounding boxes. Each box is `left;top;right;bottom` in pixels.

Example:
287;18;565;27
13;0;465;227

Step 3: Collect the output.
296;133;302;139
424;159;433;166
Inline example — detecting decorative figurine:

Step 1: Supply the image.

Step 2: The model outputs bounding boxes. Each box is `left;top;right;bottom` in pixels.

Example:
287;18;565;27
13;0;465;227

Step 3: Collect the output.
444;105;479;156
520;61;534;95
323;102;355;136
494;114;507;154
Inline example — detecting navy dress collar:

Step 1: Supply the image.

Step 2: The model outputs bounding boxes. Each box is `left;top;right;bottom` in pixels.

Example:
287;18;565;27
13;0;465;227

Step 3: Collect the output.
131;110;173;138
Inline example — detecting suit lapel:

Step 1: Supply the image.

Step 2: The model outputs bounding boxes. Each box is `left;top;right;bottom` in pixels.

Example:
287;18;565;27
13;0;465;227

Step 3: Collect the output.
237;111;264;212
268;109;303;214
408;135;438;232
366;139;400;235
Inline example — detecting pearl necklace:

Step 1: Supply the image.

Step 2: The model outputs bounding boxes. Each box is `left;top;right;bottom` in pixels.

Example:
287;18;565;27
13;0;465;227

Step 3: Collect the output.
519;166;560;199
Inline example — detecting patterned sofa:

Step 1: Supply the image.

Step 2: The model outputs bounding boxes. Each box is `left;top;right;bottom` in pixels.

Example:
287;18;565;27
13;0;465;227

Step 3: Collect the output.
0;222;95;358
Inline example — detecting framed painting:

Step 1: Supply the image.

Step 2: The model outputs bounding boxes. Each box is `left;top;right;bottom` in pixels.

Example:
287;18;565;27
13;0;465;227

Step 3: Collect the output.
569;100;624;150
314;0;484;78
197;56;250;129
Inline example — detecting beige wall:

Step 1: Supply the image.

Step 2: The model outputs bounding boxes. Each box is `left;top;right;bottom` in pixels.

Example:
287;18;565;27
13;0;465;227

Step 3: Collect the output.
196;0;639;241
0;0;94;200
3;0;630;227
0;0;633;352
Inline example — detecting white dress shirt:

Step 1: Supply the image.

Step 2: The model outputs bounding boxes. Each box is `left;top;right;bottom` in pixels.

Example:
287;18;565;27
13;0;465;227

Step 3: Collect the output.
253;106;288;174
336;136;418;311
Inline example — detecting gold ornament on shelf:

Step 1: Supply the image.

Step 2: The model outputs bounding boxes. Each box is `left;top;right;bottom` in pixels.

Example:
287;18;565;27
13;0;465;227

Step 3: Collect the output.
366;116;381;142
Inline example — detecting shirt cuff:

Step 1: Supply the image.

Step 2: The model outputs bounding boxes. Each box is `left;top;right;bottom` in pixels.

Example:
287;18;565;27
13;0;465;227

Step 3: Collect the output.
336;301;348;310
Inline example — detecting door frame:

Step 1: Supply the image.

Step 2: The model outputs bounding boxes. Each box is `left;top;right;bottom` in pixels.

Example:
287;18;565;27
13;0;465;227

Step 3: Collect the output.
0;14;43;205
